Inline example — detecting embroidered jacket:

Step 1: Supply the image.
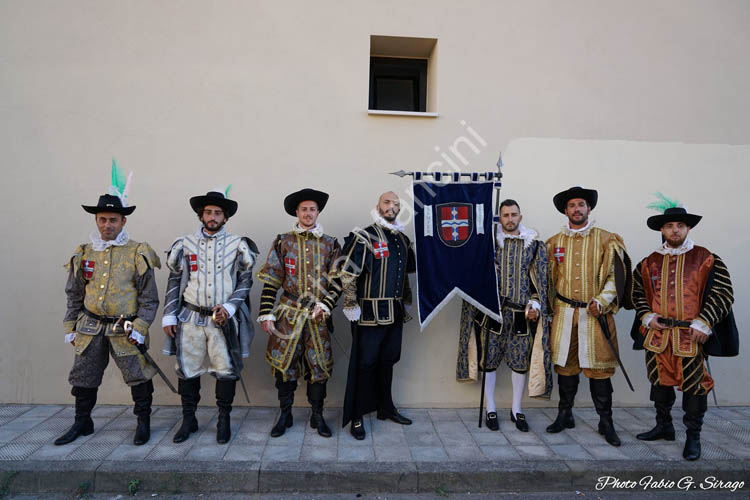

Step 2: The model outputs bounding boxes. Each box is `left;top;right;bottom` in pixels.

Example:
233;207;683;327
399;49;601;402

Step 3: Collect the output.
340;223;416;326
63;239;161;356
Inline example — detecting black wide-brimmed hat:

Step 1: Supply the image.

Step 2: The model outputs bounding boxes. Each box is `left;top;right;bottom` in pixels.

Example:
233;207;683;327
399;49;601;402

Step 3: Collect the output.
284;188;329;217
82;194;136;215
553;186;598;214
647;207;702;231
190;191;238;218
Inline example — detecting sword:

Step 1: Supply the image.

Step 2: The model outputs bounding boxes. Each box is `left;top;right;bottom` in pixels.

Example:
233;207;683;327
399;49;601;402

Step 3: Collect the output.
122;320;178;394
218;317;251;404
595;314;635;392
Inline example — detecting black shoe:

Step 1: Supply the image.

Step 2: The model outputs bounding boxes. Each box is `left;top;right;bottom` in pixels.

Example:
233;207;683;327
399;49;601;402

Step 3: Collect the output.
510;411;529;432
271;410;293;438
216;414;231;444
173;415;199;443
636;423;675;441
377;409;412;425
350;419;366;440
133;416;150;445
546;409;575;433
598;419;621;447
485;411;499;431
54;418;94;445
310;411;332;438
683;430;701;461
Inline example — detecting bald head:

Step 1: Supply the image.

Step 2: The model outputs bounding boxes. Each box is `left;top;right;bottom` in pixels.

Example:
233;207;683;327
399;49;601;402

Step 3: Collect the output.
377;191;400;222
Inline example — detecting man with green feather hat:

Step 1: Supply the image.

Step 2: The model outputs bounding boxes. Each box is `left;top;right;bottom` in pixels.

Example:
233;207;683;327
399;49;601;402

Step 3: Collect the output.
57;160;161;447
631;193;737;461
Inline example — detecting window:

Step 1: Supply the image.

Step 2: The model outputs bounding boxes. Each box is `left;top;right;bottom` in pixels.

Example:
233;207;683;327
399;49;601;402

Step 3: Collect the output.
369;35;438;117
370;57;427;112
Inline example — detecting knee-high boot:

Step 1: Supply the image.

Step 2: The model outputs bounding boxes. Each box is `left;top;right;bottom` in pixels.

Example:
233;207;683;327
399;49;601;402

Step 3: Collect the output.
590;378;621;446
308;381;332;438
215;379;236;444
546;374;579;433
54;386;98;445
131;380;153;445
173;377;201;443
637;384;676;441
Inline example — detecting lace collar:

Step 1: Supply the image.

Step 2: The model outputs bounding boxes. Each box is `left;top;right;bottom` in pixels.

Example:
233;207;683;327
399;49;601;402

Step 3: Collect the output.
294;222;324;238
656;238;694;256
496;223;537;249
561;219;595;237
89;229;129;251
373;213;404;233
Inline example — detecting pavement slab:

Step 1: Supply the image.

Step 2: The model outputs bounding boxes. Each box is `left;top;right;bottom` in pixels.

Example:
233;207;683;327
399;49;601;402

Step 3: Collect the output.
0;404;746;495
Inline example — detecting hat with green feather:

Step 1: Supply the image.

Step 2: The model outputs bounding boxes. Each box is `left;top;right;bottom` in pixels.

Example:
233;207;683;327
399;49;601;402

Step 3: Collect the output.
190;185;238;218
646;193;702;231
82;159;136;215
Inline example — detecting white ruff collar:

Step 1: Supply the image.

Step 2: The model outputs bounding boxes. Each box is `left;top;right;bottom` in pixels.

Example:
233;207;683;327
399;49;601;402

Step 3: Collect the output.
374;213;404;233
294;222;323;238
562;219;595;237
89;229;129;251
656;238;694;256
497;223;537;249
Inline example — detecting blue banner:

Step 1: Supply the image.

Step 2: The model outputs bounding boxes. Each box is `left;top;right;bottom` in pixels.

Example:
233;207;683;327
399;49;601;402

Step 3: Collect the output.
413;181;501;330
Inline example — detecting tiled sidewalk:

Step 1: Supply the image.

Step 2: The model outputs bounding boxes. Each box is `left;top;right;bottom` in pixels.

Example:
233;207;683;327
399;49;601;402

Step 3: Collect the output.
0;404;748;494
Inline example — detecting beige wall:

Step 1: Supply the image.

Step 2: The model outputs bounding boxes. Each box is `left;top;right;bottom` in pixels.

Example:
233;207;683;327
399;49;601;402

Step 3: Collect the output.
1;0;748;407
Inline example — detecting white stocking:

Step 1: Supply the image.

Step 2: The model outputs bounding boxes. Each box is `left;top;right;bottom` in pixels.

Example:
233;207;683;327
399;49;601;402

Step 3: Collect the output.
484;371;497;413
511;371;527;417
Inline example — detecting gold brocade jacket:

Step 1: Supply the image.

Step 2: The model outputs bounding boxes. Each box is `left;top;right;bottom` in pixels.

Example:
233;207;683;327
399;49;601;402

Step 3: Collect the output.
63;240;161;356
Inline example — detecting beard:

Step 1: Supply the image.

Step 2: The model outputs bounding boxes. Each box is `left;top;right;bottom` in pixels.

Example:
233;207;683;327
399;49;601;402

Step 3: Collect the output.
379;208;398;222
665;234;687;248
568;212;588;225
202;219;226;232
502;221;519;233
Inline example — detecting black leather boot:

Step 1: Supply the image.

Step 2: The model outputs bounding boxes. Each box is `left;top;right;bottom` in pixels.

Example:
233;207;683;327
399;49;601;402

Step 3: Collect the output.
216;379;236;444
683;392;707;461
55;386;97;445
590;378;621;446
637;384;676;441
131;380;153;445
546;374;578;433
308;381;332;438
271;377;297;438
173;377;201;443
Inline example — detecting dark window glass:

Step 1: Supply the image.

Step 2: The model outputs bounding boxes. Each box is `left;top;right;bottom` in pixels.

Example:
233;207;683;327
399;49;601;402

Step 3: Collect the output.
369;57;427;112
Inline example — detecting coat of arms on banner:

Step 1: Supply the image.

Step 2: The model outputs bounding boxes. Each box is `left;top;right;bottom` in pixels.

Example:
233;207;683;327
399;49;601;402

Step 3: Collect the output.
436;203;473;247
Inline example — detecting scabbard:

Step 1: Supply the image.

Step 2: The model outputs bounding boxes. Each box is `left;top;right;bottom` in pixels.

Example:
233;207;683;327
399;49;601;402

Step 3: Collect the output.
137;344;177;393
220;320;250;403
595;315;635;392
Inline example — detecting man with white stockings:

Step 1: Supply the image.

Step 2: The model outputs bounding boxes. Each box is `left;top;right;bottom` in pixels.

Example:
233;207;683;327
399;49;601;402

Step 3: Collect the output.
457;199;551;431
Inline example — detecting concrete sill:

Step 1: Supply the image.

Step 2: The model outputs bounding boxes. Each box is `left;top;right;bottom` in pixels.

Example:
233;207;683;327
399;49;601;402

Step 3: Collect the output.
368;109;439;118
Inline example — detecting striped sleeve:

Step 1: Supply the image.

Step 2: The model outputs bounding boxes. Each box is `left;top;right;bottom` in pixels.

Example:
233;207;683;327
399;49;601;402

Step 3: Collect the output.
258;282;280;317
631;259;652;321
697;254;734;328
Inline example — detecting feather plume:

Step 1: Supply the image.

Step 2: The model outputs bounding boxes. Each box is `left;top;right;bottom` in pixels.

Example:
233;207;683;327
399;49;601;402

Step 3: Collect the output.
646;192;682;213
225;184;232;198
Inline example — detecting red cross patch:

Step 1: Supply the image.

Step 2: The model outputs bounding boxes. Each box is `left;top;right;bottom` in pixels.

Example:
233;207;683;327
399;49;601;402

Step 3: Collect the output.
553;247;565;264
189;254;198;272
82;260;95;280
373;241;389;259
650;269;659;288
285;257;296;276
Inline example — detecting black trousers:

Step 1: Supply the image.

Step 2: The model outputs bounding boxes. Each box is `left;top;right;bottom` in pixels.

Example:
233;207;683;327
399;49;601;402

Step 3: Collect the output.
352;310;404;420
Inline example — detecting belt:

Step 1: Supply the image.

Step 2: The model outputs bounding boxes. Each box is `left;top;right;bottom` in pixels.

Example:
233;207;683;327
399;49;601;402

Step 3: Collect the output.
556;294;588;309
183;302;214;317
83;307;136;324
500;297;526;311
660;318;692;328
